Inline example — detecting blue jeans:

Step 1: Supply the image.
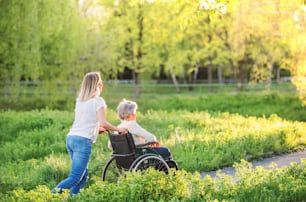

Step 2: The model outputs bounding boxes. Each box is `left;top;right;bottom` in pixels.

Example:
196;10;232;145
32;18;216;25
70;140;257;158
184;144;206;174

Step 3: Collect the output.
52;135;92;196
152;147;171;160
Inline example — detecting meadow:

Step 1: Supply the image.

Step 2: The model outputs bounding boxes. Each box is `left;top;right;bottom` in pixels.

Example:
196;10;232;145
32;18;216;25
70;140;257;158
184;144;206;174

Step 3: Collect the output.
0;92;305;201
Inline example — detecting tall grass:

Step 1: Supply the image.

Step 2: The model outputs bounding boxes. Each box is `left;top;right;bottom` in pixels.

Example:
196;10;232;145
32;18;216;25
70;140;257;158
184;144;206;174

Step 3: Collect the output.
0;94;305;201
1;161;305;201
1;82;303;122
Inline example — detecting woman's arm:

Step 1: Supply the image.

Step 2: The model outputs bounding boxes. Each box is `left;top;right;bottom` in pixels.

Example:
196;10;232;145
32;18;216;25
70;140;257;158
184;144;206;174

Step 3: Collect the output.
97;107;127;134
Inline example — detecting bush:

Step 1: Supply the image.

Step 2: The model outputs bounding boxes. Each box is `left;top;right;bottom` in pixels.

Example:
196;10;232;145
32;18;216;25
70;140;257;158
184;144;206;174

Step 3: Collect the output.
1;160;305;201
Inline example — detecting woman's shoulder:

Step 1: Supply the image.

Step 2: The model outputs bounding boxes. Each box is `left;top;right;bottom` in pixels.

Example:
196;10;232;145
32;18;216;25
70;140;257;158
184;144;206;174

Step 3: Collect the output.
94;96;104;101
91;96;104;102
92;96;107;107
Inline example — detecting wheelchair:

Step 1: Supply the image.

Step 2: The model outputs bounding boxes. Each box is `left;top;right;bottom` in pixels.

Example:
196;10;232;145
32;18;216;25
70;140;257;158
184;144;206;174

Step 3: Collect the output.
102;131;178;182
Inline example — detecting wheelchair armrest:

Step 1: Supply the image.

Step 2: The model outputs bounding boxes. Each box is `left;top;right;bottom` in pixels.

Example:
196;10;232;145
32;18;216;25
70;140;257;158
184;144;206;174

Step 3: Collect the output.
136;141;158;148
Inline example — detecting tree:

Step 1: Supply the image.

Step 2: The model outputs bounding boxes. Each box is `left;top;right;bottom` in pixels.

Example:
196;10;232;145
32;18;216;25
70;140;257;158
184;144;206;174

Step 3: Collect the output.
0;0;40;83
99;0;155;98
38;0;87;81
283;3;306;105
144;0;229;91
0;0;87;89
98;0;229;95
77;0;121;79
184;6;230;88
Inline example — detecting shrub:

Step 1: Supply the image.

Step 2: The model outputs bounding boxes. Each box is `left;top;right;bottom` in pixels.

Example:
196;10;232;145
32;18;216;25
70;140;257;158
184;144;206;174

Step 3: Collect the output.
1;160;305;201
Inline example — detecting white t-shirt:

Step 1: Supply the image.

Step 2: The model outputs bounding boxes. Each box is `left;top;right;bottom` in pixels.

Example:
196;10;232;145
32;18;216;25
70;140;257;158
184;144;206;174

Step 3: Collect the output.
68;96;106;143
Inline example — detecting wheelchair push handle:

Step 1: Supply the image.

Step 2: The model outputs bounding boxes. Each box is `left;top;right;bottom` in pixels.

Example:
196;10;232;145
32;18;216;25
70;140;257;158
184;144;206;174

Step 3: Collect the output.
106;130;129;135
101;128;128;135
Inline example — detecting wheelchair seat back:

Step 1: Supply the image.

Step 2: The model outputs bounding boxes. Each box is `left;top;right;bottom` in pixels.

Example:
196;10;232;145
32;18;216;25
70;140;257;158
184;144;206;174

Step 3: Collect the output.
108;132;137;169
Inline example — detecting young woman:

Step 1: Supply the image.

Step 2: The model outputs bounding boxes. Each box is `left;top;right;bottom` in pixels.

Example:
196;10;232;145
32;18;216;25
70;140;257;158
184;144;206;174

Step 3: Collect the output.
52;72;127;196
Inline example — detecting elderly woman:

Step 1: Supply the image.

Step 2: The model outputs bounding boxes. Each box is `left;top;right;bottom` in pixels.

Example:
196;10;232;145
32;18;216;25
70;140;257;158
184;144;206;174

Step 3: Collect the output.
112;99;172;159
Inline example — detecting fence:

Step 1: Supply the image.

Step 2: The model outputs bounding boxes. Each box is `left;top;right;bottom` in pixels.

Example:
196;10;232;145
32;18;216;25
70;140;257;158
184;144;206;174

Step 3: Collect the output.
0;80;297;110
0;80;297;98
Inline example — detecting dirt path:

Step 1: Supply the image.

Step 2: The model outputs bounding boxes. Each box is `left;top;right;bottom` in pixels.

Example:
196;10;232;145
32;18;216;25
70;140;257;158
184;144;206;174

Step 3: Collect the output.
201;149;306;178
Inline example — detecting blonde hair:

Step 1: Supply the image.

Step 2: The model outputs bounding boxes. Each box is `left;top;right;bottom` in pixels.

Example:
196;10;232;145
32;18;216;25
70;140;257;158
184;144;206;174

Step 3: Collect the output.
77;72;102;101
117;99;138;120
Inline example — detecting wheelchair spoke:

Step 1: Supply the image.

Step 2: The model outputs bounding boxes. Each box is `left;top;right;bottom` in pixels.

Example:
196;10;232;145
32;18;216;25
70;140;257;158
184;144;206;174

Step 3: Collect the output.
132;155;170;173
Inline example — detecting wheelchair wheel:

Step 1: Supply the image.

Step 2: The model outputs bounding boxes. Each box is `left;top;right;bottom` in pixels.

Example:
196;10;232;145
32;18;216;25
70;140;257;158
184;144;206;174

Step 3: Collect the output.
167;160;179;170
131;154;170;173
102;157;126;182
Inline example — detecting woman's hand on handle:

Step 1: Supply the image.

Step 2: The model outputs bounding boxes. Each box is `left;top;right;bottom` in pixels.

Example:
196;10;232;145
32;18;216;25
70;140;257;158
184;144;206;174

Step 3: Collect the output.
118;127;128;134
99;127;106;134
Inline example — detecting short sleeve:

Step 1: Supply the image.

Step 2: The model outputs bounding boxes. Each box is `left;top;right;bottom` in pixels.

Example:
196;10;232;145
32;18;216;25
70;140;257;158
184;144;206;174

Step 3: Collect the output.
95;96;107;112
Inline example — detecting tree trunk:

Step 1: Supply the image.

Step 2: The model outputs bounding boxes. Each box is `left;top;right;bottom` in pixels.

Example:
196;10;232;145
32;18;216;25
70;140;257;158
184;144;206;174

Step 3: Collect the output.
133;3;144;99
207;62;213;92
217;64;223;84
169;66;180;93
276;67;281;83
133;71;140;99
268;58;273;85
190;63;199;91
193;64;199;82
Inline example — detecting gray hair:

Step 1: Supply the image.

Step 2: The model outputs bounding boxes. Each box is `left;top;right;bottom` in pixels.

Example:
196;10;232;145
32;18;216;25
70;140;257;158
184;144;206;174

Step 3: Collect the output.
117;99;138;120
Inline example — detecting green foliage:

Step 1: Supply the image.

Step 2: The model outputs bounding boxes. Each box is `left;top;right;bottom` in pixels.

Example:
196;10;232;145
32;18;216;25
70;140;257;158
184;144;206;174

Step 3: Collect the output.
0;94;305;200
0;156;69;193
0;0;86;83
0;110;71;163
137;93;306;121
0;0;305;104
159;111;305;171
1;161;305;201
233;160;306;201
1;82;304;122
0;0;40;82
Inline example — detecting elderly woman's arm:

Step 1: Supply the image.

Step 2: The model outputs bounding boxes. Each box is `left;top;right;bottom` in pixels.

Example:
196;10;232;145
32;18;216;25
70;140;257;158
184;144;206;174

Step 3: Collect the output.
128;121;157;143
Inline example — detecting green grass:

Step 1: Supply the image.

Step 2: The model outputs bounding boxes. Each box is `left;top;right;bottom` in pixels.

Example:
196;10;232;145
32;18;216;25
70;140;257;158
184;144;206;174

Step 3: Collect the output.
1;162;305;201
0;92;305;201
0;82;301;117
